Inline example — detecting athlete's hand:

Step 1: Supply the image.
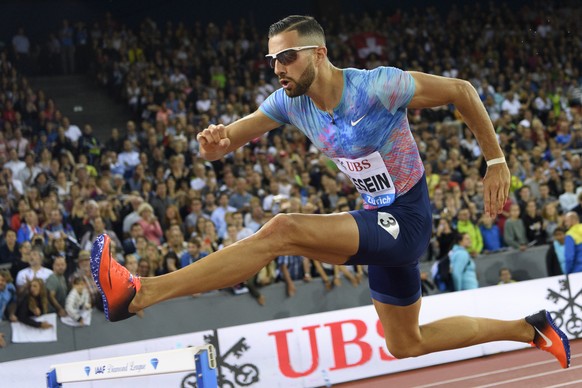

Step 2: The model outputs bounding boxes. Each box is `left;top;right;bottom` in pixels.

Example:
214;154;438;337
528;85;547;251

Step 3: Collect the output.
196;124;231;160
482;163;510;218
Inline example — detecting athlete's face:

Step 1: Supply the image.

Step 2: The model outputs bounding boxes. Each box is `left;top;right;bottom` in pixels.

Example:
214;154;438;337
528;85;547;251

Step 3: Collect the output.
268;31;318;97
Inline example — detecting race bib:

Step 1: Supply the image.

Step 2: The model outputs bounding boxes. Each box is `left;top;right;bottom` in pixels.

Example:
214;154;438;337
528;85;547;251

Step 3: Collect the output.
334;151;395;207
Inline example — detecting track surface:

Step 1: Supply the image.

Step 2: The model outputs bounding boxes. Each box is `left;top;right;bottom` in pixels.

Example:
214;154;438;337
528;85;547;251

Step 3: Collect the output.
338;339;582;388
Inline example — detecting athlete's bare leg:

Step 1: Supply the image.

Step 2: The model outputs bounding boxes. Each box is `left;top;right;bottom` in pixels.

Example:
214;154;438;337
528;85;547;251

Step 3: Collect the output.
373;298;535;358
126;211;536;358
129;212;359;312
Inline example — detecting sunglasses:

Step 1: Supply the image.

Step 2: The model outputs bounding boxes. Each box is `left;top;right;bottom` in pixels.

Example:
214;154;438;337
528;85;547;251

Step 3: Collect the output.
265;45;319;68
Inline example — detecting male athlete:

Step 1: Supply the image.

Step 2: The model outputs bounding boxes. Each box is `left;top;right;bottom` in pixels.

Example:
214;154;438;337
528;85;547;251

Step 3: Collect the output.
92;15;570;368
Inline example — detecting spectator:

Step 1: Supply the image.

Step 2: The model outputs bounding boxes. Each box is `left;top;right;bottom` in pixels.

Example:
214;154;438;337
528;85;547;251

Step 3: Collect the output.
15;152;40;190
122;222;144;255
0;270;17;322
184;197;210;236
232;211;254;240
16;278;53;329
12;27;31;63
150;182;174;222
15;249;53;292
137;203;163;245
455;208;483;257
278;255;305;297
79;215;122;252
571;192;582;221
450;233;479;291
246;202;266;233
4;165;25;198
479;214;503;253
546;227;566;276
44;232;79;280
559;179;578;213
65;277;91;326
62;116;82;145
68;250;101;310
4;149;24;178
522;199;547;246
211;192;237;239
162;226;188;258
180;237;207;268
160;251;179;274
162;204;184;235
537;183;559;210
498;268;516;285
503;204;528;251
564;212;582;274
133;236;148;260
435;218;457;260
44;209;75;241
137;258;151;278
59;19;75;75
44;256;68;317
10;240;32;281
541;202;562;242
229;177;253;211
124;254;138;275
8;130;30;160
0;229;20;268
118;139;140;178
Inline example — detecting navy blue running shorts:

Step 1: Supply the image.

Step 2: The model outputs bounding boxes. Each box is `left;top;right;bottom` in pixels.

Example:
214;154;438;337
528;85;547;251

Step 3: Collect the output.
346;174;432;306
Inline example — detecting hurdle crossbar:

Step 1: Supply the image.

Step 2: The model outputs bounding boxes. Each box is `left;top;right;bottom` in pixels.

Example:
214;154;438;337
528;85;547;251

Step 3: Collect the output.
46;344;217;387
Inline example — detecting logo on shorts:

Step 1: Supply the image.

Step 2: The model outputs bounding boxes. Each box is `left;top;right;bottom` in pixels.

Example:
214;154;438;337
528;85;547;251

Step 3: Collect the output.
378;212;399;239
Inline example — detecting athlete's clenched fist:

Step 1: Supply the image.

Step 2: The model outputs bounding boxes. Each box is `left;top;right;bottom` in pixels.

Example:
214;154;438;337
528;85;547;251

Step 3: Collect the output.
196;124;231;160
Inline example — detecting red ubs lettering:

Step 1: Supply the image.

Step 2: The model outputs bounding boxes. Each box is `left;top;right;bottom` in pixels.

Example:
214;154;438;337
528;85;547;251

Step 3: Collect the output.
268;319;395;378
345;159;371;172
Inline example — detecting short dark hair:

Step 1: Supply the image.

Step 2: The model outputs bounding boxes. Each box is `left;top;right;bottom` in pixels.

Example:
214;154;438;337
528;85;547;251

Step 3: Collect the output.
268;15;325;43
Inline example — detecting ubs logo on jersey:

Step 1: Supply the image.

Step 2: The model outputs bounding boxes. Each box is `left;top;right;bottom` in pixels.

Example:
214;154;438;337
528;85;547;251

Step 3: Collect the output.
344;160;371;172
378;212;399;239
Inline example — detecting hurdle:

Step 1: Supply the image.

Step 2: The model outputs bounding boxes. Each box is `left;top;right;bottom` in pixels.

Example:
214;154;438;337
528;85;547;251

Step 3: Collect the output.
46;344;217;387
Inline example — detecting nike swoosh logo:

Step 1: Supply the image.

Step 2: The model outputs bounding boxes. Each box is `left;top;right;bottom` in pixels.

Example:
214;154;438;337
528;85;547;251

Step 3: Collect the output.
534;327;553;348
351;114;367;126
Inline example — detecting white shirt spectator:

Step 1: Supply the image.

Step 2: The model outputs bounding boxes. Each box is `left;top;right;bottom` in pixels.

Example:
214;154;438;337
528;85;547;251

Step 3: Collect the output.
16;165;41;187
4;158;25;177
16;267;54;289
12;31;30;55
8;137;29;159
559;192;578;212
118;149;140;168
190;177;207;191
169;72;187;85
501;96;521;117
65;124;83;143
196;98;211;113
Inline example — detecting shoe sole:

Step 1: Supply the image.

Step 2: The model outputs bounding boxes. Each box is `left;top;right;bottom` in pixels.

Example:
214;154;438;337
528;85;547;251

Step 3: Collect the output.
91;234;113;321
545;311;571;368
91;234;136;322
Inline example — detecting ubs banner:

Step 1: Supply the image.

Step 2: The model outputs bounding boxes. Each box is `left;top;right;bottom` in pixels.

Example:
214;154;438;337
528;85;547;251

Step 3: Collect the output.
2;273;581;387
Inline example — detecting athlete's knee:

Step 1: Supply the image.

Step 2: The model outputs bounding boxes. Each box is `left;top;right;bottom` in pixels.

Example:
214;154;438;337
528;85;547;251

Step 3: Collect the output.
254;213;300;249
385;337;424;359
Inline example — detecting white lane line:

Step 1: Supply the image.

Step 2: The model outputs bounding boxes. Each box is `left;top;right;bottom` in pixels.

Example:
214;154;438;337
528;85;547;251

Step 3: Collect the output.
546;380;582;388
546;379;582;388
472;364;582;388
415;353;582;388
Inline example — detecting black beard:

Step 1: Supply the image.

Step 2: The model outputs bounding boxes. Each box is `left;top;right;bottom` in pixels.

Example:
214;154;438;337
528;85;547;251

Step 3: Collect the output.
284;61;315;97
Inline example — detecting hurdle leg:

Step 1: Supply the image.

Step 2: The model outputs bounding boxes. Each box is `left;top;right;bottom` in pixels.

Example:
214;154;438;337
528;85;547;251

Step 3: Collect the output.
195;348;218;388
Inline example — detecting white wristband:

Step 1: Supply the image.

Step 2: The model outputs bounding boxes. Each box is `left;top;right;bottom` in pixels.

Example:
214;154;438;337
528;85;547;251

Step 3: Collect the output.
486;157;506;167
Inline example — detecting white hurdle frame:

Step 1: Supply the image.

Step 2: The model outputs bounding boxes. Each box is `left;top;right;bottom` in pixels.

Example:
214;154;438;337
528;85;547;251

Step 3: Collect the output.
46;344;217;387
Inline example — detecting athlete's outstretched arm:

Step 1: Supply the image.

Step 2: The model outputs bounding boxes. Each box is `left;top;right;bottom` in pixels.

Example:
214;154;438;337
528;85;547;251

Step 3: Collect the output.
197;109;281;161
407;71;509;217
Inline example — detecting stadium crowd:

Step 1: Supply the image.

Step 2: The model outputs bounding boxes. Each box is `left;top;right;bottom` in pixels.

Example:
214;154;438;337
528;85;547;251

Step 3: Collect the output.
1;1;582;345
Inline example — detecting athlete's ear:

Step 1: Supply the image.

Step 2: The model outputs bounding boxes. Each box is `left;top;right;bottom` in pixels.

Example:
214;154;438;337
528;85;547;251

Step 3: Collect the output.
315;46;328;66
